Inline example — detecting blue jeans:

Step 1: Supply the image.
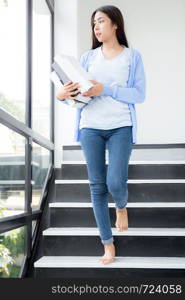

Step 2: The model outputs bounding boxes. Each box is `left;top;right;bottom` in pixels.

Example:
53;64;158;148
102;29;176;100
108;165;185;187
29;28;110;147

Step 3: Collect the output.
80;126;133;245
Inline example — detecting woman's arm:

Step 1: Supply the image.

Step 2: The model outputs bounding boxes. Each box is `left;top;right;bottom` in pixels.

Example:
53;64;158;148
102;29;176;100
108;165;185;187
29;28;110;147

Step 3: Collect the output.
100;53;146;104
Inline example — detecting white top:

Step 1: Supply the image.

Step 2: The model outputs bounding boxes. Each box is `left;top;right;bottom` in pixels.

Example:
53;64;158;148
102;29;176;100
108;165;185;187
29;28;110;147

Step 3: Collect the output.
79;45;132;130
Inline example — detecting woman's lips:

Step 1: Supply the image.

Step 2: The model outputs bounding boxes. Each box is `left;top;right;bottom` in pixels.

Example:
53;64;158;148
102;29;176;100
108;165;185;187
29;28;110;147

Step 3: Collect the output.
96;32;102;37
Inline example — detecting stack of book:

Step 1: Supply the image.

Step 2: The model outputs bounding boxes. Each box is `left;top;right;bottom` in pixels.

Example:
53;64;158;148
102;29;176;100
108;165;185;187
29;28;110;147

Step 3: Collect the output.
50;53;94;108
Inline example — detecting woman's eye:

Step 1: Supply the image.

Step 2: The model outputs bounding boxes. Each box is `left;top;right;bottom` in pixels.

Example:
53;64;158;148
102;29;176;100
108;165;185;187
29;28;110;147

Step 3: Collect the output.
94;20;104;26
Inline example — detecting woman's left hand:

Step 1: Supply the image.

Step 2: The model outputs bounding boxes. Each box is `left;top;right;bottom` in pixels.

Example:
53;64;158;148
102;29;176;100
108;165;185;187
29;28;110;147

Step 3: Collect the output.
81;80;104;97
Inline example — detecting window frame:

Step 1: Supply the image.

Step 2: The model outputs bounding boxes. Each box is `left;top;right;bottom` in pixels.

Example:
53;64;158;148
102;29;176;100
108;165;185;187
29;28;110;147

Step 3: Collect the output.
0;0;54;278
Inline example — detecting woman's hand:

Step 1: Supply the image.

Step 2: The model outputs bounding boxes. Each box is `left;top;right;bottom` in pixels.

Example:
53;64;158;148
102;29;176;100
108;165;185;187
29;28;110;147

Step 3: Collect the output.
56;81;81;100
81;80;103;97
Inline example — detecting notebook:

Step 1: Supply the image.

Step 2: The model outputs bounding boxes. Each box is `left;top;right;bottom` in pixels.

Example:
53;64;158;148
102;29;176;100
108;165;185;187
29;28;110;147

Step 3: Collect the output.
50;53;94;108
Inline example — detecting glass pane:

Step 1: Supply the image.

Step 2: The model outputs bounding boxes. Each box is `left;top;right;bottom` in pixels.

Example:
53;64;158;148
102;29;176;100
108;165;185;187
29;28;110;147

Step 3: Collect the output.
32;0;51;139
0;124;25;219
0;226;26;278
0;0;26;122
32;142;51;210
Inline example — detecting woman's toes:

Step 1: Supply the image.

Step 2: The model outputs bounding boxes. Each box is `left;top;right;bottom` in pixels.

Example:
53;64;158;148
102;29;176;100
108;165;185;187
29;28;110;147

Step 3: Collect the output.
99;243;115;264
115;222;120;229
99;255;106;263
99;258;107;264
101;258;115;264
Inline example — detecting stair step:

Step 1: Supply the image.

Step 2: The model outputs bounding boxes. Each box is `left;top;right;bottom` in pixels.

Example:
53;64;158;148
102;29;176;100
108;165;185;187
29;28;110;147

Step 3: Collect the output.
42;228;185;257
43;227;185;236
55;179;185;184
34;256;185;269
49;202;185;208
58;164;185;180
55;181;185;203
61;160;185;164
49;202;185;227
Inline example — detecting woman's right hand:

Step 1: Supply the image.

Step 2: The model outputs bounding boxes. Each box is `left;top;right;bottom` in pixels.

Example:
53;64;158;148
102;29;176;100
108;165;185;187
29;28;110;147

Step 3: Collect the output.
56;81;81;100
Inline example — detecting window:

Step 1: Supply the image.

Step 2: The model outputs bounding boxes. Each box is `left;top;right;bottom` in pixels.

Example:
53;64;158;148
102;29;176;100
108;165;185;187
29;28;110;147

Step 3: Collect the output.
32;0;52;139
0;0;54;278
0;124;25;219
32;141;51;210
0;0;26;122
0;226;26;278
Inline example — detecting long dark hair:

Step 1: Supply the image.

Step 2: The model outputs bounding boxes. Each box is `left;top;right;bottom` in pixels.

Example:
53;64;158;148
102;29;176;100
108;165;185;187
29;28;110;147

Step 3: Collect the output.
91;5;129;49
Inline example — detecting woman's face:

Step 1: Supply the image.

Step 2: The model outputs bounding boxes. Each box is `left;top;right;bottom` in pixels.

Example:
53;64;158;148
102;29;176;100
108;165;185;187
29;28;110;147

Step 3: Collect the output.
93;11;117;43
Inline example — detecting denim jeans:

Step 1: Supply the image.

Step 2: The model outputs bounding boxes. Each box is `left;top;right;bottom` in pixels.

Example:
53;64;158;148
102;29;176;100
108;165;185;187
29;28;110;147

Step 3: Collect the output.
80;125;133;245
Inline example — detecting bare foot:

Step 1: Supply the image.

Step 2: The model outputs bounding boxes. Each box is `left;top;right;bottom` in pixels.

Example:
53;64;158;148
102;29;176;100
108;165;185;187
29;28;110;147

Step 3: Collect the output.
115;207;128;231
99;243;115;265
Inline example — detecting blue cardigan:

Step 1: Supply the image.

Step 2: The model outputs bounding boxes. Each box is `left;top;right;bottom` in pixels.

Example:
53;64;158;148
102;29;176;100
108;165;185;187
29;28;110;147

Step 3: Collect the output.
62;47;146;144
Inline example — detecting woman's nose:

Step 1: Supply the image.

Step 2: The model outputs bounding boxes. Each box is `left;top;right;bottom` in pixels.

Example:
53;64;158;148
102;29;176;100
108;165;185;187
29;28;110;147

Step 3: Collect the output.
94;24;99;31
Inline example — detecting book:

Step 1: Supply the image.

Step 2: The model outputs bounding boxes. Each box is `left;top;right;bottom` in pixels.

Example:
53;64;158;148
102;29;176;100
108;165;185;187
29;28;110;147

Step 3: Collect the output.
50;71;88;108
54;54;94;93
52;61;80;97
50;53;94;108
52;61;92;105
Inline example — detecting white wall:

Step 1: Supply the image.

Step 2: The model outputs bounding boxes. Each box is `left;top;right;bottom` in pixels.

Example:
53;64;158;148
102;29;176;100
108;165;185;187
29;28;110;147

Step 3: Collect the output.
54;0;185;167
54;0;78;167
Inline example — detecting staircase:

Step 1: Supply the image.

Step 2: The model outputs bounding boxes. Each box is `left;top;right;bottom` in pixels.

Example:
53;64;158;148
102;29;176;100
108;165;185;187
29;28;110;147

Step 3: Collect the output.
34;144;185;278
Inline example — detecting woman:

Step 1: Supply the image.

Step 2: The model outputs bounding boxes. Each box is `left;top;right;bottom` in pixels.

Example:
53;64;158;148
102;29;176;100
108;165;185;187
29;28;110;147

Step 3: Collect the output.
56;5;146;264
